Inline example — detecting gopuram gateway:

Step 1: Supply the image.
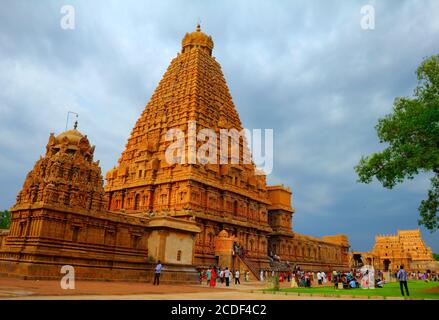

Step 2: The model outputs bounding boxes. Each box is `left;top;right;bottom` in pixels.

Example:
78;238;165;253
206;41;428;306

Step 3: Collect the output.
0;25;350;282
351;229;439;273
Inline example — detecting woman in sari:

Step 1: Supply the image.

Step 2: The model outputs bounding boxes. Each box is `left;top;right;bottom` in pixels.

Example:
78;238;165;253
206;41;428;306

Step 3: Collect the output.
291;272;298;288
210;267;217;287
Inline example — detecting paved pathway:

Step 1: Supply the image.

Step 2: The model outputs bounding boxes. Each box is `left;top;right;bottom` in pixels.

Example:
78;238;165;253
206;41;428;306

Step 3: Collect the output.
0;278;398;300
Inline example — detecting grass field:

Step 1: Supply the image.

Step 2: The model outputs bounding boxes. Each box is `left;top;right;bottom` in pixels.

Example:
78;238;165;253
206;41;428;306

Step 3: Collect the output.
264;281;439;299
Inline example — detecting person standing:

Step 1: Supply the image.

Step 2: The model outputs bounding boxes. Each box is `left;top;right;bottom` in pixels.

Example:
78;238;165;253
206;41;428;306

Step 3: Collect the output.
206;267;211;286
197;270;202;284
333;271;338;289
235;269;240;285
317;271;322;285
294;271;300;287
397;265;409;297
224;267;231;287
219;268;224;284
153;260;162;286
210;266;217;287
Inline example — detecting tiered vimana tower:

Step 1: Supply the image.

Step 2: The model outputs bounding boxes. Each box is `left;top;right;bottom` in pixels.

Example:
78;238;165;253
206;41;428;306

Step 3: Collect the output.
105;25;350;272
105;25;273;268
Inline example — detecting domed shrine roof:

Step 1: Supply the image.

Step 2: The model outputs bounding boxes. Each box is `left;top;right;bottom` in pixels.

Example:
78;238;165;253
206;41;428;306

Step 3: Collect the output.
56;129;85;145
46;122;94;160
182;24;214;55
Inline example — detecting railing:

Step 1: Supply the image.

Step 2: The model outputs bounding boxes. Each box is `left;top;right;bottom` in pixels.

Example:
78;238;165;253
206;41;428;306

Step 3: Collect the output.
237;253;261;281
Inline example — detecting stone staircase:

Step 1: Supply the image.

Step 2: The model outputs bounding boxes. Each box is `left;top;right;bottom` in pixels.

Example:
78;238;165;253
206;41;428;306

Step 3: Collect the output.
236;254;261;280
269;260;293;272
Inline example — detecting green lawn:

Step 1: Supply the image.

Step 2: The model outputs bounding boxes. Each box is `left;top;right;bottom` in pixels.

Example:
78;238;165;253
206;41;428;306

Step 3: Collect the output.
264;281;439;299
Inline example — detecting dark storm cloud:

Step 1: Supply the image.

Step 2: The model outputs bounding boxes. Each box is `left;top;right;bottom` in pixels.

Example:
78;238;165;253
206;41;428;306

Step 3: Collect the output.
0;0;438;251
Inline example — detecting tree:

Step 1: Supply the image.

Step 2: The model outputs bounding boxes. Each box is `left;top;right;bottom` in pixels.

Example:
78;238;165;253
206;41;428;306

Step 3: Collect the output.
0;210;11;229
355;54;439;231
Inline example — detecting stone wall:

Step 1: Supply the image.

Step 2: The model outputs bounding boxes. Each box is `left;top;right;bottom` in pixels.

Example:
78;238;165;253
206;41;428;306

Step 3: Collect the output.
0;205;200;282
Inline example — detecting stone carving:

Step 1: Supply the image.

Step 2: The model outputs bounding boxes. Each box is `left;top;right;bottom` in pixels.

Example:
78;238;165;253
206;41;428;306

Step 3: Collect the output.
14;128;106;213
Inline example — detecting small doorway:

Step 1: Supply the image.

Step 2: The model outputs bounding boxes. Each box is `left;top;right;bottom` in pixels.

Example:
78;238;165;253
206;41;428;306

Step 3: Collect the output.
383;259;391;272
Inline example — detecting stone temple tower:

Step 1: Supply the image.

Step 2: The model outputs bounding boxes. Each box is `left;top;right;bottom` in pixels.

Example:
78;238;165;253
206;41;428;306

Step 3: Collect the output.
104;24;349;272
105;24;279;268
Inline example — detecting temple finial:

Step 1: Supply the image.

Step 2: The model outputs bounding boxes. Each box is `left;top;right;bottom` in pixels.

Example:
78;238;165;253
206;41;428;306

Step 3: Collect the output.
65;111;79;131
196;23;201;32
74;120;78;130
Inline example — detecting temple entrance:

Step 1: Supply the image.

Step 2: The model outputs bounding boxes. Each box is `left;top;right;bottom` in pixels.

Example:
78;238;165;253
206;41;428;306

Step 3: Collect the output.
352;254;364;268
383;259;391;271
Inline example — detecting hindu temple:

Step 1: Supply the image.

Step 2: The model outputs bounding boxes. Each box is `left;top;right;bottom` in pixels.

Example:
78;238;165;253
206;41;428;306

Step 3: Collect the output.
0;25;350;282
351;229;439;273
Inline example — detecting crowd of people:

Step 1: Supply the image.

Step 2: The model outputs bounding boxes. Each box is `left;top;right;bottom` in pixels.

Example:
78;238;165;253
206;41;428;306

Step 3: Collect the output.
159;259;438;291
198;266;254;287
405;271;439;281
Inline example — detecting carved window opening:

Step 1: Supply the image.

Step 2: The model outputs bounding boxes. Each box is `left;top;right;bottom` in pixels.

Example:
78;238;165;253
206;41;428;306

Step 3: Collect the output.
72;226;80;243
177;250;182;261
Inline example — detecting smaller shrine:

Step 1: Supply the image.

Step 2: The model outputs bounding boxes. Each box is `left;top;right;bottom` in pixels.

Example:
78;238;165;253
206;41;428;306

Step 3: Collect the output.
0;124;200;282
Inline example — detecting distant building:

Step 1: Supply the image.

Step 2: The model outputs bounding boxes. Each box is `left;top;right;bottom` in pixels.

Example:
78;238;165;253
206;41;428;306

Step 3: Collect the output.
351;229;438;272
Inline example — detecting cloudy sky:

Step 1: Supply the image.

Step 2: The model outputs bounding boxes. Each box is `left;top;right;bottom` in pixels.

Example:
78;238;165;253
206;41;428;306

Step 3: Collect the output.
1;0;438;252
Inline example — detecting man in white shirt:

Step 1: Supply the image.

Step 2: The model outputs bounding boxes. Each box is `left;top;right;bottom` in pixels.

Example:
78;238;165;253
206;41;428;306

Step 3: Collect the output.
235;270;240;284
317;271;322;285
224;267;231;287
